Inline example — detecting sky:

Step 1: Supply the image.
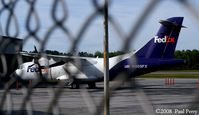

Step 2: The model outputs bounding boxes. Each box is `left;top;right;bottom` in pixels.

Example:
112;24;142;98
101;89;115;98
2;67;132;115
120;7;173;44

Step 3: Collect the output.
1;0;199;53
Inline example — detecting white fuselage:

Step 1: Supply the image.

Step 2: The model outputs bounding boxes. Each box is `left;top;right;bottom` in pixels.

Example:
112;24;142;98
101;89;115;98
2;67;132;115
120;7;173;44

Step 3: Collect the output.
15;53;133;82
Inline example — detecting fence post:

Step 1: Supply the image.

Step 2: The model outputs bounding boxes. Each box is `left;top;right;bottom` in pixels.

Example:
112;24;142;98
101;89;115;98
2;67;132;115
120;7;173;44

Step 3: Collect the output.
103;0;109;115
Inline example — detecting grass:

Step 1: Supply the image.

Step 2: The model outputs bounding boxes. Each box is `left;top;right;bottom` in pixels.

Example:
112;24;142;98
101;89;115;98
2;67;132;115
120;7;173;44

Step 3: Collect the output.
162;70;199;72
139;70;199;78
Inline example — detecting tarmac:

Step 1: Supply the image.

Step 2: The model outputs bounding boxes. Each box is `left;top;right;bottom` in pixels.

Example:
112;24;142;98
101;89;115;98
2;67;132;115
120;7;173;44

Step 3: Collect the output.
1;78;199;115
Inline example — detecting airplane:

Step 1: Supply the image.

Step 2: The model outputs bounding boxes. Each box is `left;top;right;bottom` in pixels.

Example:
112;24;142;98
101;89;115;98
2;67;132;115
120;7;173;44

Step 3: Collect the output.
14;17;186;89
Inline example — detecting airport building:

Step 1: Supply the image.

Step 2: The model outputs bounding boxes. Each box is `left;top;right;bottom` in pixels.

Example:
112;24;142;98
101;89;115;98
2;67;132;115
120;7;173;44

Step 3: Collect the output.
0;36;22;81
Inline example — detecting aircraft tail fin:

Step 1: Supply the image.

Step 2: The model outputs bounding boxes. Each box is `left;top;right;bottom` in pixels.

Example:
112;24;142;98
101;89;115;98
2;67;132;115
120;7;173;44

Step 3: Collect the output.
135;17;185;59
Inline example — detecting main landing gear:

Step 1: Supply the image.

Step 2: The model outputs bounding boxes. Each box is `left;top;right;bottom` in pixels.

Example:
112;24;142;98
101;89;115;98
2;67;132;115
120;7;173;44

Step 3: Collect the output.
70;82;96;89
88;82;96;89
71;82;80;89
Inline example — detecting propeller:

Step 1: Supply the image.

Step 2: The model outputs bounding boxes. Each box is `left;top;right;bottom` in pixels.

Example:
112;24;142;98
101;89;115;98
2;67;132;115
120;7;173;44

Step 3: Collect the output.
34;45;38;53
30;46;47;81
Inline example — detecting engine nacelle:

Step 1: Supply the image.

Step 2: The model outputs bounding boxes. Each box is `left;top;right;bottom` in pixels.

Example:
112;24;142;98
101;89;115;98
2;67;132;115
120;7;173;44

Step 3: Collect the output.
56;75;69;80
56;75;74;86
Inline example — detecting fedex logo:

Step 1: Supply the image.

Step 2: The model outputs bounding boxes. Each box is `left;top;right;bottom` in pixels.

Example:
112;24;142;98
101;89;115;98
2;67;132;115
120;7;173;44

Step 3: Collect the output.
27;66;48;73
154;36;175;43
27;66;39;72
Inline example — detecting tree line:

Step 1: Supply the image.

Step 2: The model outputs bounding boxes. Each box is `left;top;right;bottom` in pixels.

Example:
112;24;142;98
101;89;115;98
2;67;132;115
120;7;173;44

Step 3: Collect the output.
27;49;199;70
174;49;199;70
43;50;125;58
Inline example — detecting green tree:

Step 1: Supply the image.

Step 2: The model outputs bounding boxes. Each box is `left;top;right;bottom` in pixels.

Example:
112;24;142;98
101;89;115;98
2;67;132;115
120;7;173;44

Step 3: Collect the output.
94;51;103;58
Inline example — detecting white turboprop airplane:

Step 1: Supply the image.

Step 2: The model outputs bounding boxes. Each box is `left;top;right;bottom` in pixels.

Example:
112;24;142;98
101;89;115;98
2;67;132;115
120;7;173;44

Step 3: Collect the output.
14;17;185;89
15;50;129;88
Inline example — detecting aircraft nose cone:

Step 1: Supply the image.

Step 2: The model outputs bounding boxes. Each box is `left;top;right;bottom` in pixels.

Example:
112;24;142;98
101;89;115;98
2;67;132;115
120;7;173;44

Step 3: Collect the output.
15;69;22;76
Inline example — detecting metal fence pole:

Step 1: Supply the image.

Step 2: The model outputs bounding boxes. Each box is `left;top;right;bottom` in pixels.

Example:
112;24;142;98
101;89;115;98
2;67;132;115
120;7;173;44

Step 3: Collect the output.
103;0;109;115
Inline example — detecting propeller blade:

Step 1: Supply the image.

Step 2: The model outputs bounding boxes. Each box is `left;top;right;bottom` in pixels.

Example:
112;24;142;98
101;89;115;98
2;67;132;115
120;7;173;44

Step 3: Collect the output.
34;45;38;53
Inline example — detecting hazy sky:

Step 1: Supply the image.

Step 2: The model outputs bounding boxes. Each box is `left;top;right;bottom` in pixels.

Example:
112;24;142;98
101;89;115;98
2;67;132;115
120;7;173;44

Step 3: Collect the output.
1;0;199;53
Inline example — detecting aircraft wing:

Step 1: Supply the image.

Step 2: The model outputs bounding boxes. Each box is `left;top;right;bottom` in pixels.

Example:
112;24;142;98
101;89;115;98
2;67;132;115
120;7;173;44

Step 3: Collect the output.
20;52;98;66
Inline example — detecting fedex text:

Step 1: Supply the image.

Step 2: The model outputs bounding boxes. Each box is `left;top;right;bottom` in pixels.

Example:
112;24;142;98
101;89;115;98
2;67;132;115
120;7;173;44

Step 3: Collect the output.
154;36;175;43
27;66;48;73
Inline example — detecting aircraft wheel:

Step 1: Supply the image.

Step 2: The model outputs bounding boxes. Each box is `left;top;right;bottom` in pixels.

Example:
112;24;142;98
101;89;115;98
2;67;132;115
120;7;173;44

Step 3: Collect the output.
88;82;96;89
71;82;80;89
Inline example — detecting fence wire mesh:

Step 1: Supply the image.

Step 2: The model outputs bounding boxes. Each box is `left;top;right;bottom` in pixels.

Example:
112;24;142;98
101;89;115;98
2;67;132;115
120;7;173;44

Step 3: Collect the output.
0;0;199;115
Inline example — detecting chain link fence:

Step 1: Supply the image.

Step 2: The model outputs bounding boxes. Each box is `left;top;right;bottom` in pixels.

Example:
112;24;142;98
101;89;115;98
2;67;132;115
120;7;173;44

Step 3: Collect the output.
0;0;199;115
